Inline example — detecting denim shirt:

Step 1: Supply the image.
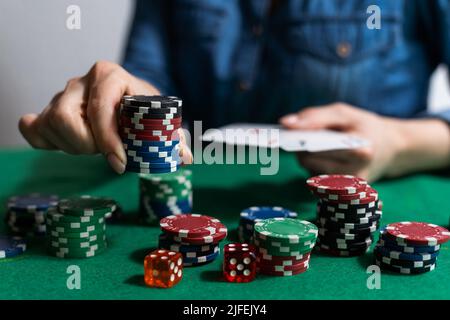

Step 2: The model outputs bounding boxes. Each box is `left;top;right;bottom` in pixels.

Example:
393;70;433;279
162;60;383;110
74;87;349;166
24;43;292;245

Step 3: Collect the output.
123;0;450;128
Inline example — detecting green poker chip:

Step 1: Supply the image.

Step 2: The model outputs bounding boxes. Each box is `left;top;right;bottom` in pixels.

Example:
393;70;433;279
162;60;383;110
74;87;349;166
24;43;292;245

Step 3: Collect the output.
48;226;106;239
254;238;315;256
49;234;106;245
254;218;318;244
48;239;107;251
254;236;316;252
47;208;108;223
48;244;107;259
58;196;117;217
46;221;105;234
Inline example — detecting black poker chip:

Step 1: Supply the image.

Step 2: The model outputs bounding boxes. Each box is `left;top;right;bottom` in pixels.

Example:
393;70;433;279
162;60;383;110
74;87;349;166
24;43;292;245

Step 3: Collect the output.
120;110;182;120
121;95;182;108
120;105;182;115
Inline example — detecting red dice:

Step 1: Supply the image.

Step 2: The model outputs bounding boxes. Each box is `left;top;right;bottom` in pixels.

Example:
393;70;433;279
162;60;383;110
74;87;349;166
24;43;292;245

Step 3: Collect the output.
144;249;183;288
223;243;257;283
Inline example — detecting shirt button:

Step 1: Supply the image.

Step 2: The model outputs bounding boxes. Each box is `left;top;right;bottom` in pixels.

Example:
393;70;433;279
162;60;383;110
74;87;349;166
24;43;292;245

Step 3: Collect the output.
238;82;250;91
252;25;263;36
336;42;352;58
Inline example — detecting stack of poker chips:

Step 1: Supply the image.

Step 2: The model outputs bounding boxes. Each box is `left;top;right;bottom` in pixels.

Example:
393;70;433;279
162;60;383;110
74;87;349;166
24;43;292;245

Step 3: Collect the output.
306;174;382;257
119;95;183;174
45;195;116;259
374;222;450;274
0;236;27;259
158;214;227;267
4;194;58;237
238;206;298;243
139;169;193;224
253;218;318;276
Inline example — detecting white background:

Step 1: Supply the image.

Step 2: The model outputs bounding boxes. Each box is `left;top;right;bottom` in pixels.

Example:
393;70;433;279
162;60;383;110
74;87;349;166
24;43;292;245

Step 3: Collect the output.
0;0;449;147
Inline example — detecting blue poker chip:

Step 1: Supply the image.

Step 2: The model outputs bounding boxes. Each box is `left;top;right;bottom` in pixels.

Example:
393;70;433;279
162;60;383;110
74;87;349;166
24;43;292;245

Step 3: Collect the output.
158;233;216;253
7;194;58;212
126;158;181;168
240;206;298;223
374;244;440;261
124;143;178;153
0;236;27;259
128;155;181;164
182;246;220;264
121;138;179;148
378;237;440;254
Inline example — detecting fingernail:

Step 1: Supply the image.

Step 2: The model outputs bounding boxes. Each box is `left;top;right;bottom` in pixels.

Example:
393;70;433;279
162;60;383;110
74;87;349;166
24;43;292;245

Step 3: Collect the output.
283;114;299;124
107;153;125;174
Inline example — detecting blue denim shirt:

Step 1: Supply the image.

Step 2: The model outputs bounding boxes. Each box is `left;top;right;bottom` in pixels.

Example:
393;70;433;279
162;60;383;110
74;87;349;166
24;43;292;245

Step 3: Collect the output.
123;0;450;128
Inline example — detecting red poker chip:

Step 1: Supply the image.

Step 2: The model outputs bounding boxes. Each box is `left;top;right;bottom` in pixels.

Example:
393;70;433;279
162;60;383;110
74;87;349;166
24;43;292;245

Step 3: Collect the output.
258;265;309;276
120;132;179;142
120;120;181;131
160;214;226;238
171;227;228;245
121;127;178;137
317;187;370;201
307;175;368;195
320;187;378;205
119;115;182;125
384;222;450;246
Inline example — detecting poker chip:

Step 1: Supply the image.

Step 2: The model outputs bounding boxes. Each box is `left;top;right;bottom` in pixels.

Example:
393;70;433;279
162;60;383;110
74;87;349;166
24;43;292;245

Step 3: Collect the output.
121;95;182;108
306;175;368;195
160;214;226;237
119;95;184;174
5;193;59;237
0;236;27;259
254;218;318;244
237;206;298;244
374;244;439;261
58;196;116;217
307;175;381;257
252;217;317;276
138;169;193;223
45;196;113;259
384;222;450;246
373;222;448;274
157;213;227;266
375;259;436;275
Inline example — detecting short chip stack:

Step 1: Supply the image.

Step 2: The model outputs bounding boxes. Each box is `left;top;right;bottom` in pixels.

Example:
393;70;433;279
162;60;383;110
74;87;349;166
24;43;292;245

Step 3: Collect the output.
374;222;450;274
158;214;227;267
119;95;183;174
4;194;58;237
45;195;116;259
238;207;298;243
139;169;193;224
307;174;382;257
254;218;318;276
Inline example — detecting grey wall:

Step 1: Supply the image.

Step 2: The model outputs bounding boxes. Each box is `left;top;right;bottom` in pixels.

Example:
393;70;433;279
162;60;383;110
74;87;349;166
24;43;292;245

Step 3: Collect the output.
0;0;134;147
0;0;449;147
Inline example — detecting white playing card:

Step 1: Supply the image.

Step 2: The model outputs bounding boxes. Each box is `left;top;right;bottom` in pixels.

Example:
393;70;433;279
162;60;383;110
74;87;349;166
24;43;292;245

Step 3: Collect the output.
201;123;369;152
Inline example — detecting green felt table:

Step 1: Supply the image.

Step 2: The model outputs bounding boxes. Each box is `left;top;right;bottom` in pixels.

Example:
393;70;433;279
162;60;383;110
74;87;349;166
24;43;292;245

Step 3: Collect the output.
0;148;449;300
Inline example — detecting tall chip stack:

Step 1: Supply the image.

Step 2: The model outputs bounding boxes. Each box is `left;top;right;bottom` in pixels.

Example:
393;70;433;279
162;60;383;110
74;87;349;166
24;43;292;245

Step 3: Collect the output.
253;218;318;276
238;206;298;243
306;174;382;257
119;95;183;174
45;196;116;259
138;169;193;224
4;194;58;237
158;214;227;266
374;222;450;274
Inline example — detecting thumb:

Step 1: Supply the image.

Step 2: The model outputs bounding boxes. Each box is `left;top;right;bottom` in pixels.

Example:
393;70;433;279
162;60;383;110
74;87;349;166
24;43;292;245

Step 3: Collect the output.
279;103;356;130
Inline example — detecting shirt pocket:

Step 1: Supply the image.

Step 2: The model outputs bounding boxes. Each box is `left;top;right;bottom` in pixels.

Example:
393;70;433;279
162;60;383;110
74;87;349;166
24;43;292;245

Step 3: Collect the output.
281;11;402;64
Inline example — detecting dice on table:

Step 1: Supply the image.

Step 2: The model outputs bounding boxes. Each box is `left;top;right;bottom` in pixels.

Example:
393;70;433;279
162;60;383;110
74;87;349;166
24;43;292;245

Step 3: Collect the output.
144;249;183;288
223;243;257;283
